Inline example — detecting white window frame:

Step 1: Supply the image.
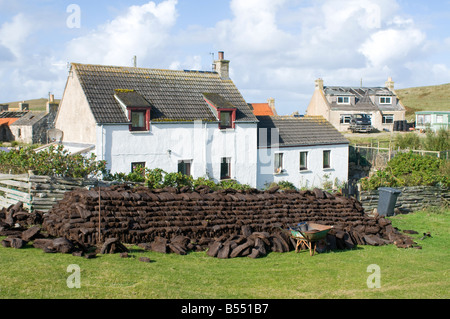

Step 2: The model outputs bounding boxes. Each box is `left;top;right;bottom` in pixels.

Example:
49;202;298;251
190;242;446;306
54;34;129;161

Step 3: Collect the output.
382;114;394;124
323;150;331;169
274;152;284;174
379;96;392;104
337;96;350;104
417;114;424;125
220;157;231;180
299;151;308;171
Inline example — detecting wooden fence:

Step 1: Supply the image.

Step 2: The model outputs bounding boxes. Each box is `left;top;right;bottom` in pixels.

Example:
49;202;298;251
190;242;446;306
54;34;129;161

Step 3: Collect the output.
0;173;98;212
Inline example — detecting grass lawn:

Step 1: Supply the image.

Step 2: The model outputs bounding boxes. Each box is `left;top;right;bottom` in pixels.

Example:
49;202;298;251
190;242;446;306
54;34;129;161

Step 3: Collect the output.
0;208;448;299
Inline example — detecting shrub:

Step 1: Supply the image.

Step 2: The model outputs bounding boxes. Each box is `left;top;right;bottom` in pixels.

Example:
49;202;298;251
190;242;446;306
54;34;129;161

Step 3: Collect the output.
394;133;421;150
0;145;106;178
423;129;450;152
162;172;193;189
360;152;449;190
193;177;218;191
218;179;252;191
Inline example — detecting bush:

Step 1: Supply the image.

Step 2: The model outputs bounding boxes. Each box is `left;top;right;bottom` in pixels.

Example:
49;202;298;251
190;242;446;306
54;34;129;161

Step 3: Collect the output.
218;179;252;191
0;145;106;178
360;152;449;190
193;177;218;191
423;129;450;152
394;133;421;150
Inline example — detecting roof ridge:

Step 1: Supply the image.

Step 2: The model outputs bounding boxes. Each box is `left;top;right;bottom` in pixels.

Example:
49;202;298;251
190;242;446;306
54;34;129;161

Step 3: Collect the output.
72;62;218;75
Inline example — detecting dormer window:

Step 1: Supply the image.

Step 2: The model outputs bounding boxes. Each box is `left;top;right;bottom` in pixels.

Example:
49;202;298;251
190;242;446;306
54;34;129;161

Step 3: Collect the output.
203;93;237;130
219;111;233;129
114;89;152;132
128;107;150;131
380;97;392;104
337;96;350;104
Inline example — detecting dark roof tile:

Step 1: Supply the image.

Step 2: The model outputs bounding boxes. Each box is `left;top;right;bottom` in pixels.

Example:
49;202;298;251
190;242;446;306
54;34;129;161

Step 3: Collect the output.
73;63;257;124
257;116;349;148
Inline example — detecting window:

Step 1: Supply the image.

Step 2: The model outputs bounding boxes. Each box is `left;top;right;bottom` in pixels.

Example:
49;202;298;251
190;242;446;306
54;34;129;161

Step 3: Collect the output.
436;115;443;123
323;150;331;169
382;114;394;124
178;160;192;176
300;151;308;171
337;96;350;104
340;114;352;124
274;153;284;174
18;129;21;137
380;97;392;104
128;108;150;131
131;111;145;128
417;115;424;125
131;162;146;176
220;157;231;180
219;111;232;129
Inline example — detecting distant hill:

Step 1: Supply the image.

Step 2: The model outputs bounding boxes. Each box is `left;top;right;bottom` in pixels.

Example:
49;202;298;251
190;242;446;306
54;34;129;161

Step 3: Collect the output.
396;83;450;121
0;98;60;112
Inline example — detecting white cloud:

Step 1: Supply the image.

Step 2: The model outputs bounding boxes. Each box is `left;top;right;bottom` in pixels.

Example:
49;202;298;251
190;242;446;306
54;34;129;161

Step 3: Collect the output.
215;0;291;54
65;0;178;66
359;28;426;67
0;13;33;60
1;0;448;114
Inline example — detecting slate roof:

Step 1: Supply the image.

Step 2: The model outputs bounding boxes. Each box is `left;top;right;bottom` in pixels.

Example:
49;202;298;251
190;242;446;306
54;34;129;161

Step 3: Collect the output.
72;63;257;124
114;90;152;108
257;116;349;148
324;86;403;112
10;112;47;126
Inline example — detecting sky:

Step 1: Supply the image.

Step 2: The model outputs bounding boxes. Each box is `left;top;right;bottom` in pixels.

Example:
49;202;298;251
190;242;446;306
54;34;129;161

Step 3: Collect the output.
0;0;449;115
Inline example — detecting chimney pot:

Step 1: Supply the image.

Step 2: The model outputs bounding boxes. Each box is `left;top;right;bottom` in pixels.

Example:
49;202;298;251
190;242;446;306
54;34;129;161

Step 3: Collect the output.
214;51;230;80
315;78;324;90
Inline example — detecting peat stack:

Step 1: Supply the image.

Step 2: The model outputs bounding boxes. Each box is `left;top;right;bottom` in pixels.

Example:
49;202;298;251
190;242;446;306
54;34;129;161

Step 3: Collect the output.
38;185;420;257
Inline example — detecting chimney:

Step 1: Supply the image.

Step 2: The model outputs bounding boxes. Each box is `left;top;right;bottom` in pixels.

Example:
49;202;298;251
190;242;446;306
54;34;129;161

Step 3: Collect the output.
315;78;324;91
19;101;29;111
385;77;395;91
0;104;8;112
267;97;277;116
46;100;59;116
214;51;230;80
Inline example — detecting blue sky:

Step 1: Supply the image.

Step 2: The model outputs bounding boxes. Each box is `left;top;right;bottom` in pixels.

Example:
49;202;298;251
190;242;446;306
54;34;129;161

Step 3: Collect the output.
1;0;449;115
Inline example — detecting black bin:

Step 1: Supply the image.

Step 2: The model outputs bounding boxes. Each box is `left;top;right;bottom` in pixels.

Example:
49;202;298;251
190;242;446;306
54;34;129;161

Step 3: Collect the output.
377;187;401;216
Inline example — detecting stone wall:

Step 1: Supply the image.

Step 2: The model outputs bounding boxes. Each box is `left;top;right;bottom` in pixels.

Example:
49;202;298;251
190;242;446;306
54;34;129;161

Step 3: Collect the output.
359;186;449;213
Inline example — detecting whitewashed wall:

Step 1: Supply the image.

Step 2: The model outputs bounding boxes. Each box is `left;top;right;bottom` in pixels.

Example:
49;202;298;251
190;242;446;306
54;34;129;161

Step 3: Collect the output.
257;144;349;189
96;121;258;187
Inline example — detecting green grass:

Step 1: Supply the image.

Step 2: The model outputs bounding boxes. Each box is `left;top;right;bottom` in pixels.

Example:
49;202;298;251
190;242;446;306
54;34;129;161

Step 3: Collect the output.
0;208;448;299
1;98;60;112
396;83;450;121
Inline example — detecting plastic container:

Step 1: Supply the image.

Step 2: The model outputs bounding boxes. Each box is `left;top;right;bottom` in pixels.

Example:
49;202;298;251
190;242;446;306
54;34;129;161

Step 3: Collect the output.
377;187;402;216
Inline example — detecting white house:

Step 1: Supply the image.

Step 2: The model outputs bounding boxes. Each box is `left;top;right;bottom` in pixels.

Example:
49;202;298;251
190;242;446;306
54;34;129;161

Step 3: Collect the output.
54;52;349;189
55;52;259;186
256;115;349;189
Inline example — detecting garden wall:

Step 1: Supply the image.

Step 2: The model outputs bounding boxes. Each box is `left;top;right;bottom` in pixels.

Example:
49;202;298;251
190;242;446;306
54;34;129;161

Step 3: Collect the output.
359;185;449;213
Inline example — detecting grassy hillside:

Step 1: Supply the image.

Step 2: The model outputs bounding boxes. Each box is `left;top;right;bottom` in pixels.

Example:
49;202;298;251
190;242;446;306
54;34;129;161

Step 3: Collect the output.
1;98;60;112
396;83;450;121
